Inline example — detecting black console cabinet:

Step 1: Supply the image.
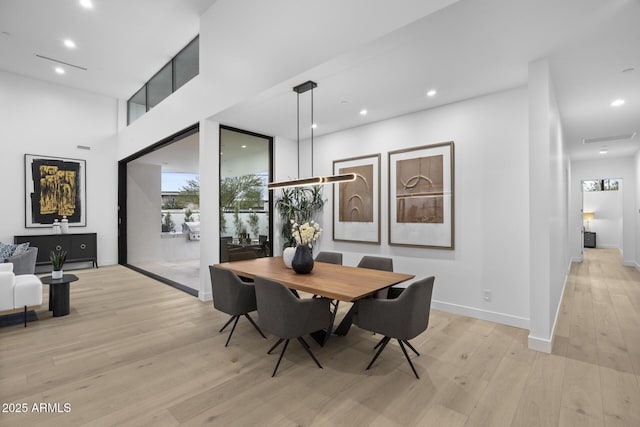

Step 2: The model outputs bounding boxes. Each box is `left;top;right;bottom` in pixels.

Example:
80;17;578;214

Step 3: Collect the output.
14;233;98;268
584;231;596;249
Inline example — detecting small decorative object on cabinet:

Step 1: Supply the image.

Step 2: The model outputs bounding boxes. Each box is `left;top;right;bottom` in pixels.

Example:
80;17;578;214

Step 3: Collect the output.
61;216;69;234
584;231;596;248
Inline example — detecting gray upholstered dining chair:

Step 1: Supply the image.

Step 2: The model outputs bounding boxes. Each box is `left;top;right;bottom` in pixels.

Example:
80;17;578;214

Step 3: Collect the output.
357;255;393;271
353;276;435;379
357;255;393;298
254;276;332;377
314;251;343;265
209;266;266;347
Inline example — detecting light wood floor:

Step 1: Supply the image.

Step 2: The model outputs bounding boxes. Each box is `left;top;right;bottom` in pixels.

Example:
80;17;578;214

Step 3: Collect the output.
1;248;639;426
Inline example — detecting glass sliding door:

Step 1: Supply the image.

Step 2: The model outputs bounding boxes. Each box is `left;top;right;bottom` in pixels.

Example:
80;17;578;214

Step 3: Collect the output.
125;130;201;293
219;126;273;262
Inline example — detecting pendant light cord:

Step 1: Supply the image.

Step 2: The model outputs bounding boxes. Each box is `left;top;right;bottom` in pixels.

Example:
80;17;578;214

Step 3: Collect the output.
297;92;300;178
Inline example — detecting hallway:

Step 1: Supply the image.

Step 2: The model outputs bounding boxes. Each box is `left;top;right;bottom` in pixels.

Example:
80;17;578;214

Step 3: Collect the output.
551;248;640;425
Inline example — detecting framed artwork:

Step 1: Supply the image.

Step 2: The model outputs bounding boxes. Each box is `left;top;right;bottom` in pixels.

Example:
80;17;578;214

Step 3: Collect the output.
388;142;454;249
332;153;381;244
24;154;87;228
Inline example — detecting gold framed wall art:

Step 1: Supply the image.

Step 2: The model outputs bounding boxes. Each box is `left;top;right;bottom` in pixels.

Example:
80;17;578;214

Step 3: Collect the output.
25;154;87;228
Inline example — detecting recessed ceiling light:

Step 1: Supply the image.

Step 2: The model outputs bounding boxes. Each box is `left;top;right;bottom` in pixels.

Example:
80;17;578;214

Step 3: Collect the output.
79;0;93;9
426;89;437;97
55;67;65;74
241;145;247;148
311;123;318;129
600;146;608;154
64;39;76;49
360;109;367;116
610;99;625;107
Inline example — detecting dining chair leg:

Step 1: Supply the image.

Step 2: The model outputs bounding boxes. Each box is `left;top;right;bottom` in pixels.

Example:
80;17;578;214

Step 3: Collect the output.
244;313;267;338
219;315;237;332
297;337;323;369
373;335;386;350
267;338;285;354
366;336;391;370
224;316;240;347
403;340;420;356
398;339;420;379
272;339;290;377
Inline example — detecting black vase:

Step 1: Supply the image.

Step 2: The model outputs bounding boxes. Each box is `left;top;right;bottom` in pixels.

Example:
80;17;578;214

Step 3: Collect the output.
292;245;314;274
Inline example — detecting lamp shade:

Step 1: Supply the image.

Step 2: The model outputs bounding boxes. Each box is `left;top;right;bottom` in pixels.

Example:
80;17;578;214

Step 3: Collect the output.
583;212;595;221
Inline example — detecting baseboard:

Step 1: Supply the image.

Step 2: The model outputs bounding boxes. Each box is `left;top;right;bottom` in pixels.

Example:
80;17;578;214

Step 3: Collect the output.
527;334;553;353
571;256;583;263
431;300;529;329
598;244;619;249
199;291;212;302
623;260;640;271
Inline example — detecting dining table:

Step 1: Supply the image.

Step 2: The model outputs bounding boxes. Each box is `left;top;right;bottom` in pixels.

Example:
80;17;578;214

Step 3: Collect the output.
214;256;415;345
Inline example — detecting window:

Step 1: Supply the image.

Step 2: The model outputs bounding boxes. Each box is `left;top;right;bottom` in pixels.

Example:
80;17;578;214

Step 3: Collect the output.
174;37;199;90
127;36;199;125
128;86;146;124
147;63;173;109
583;179;619;192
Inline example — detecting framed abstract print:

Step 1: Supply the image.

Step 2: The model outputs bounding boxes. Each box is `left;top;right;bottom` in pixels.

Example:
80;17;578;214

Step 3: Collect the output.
332;153;381;244
388;142;454;249
25;154;87;228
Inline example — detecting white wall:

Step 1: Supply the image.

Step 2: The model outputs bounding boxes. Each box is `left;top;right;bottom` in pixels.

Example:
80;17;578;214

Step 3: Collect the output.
583;186;623;249
571;157;636;266
0;70;118;266
636;150;640;270
307;86;530;328
117;0;460;161
527;58;571;353
126;162;162;262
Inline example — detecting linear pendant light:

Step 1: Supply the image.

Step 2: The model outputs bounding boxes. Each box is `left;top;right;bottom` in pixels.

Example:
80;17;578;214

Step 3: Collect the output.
268;80;356;190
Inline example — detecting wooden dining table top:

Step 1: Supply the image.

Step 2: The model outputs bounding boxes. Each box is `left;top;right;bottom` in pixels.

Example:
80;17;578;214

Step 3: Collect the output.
214;256;415;302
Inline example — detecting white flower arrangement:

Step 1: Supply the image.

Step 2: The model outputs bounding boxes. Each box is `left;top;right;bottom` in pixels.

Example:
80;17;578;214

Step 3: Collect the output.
291;220;322;248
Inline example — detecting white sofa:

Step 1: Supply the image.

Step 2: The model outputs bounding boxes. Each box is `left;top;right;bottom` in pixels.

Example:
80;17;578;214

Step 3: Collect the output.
0;263;42;327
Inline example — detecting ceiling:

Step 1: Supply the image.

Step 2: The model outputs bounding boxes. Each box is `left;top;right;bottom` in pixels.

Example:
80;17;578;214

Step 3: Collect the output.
1;0;638;162
214;0;640;161
0;0;216;99
132;132;199;173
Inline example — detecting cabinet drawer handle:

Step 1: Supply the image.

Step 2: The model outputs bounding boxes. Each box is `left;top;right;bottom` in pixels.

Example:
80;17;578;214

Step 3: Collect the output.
55;245;62;251
80;244;86;249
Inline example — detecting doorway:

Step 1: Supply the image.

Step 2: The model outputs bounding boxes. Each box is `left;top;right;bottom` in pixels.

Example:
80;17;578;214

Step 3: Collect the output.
118;124;200;295
581;178;623;255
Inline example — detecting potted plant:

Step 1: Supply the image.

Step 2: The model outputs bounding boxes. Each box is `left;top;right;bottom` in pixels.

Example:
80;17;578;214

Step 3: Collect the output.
50;249;67;279
162;212;175;232
248;210;260;239
275;186;325;249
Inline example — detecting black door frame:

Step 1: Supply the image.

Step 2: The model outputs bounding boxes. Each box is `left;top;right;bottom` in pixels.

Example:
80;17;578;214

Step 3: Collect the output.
117;123;199;295
219;125;275;260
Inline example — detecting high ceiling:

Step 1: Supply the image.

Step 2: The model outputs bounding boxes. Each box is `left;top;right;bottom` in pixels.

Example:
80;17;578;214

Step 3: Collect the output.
1;0;638;161
0;0;216;99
